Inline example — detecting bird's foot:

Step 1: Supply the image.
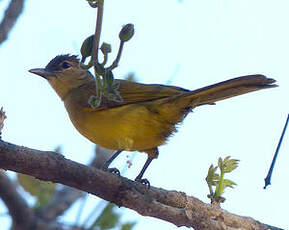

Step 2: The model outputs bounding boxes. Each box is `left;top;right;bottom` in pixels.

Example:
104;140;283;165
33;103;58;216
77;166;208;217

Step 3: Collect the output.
135;178;150;188
104;167;120;176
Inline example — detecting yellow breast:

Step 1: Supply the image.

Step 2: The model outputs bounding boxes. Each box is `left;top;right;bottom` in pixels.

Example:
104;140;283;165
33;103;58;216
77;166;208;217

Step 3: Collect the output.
64;98;168;151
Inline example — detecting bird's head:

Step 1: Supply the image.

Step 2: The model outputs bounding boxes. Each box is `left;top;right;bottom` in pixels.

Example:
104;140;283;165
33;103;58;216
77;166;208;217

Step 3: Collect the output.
29;54;94;100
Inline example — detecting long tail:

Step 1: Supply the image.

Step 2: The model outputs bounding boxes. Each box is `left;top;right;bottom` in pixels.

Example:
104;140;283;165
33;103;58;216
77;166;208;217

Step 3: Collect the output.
182;74;277;107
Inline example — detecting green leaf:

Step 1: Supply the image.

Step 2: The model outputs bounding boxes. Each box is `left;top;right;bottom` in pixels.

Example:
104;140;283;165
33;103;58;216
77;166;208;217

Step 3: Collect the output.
104;70;115;86
218;157;223;170
17;173;56;208
223;179;237;189
112;81;120;90
222;157;239;173
121;222;136;230
90;203;120;230
206;164;219;197
106;90;123;102
206;165;219;186
88;95;102;109
80;34;95;61
103;74;123;103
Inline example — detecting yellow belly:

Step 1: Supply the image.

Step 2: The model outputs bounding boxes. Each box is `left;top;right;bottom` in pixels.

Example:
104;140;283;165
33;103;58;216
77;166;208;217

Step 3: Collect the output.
65;102;171;151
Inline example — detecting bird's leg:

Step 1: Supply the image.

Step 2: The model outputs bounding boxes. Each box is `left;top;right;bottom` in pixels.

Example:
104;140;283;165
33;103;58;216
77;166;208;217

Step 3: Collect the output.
135;157;154;187
102;149;123;175
135;148;159;188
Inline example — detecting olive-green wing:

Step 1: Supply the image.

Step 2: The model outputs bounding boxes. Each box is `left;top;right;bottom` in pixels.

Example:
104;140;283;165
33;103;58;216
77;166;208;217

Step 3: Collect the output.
79;79;190;110
116;79;189;103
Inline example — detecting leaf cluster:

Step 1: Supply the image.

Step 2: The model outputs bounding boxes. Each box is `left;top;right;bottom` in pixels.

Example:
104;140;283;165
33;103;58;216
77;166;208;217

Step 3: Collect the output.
81;1;135;108
206;156;239;205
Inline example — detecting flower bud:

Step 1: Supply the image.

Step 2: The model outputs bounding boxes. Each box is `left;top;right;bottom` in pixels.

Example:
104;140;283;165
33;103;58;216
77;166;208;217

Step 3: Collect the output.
100;42;112;54
119;23;134;42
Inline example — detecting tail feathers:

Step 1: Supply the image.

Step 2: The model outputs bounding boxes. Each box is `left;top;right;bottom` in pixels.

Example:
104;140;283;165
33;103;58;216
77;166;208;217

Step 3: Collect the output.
185;74;277;107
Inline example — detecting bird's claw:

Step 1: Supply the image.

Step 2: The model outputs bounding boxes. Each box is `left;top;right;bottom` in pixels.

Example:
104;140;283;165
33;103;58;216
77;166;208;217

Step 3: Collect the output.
135;178;150;188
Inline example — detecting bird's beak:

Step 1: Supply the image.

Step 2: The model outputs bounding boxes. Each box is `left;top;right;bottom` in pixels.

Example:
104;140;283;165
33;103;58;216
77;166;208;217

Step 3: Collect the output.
29;68;53;79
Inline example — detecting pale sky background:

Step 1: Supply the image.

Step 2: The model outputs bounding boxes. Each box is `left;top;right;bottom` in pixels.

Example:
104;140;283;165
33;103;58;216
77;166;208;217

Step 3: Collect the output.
0;0;288;229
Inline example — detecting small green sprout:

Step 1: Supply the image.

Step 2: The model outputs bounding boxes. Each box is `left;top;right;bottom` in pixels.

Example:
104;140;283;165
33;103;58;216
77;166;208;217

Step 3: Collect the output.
206;156;239;205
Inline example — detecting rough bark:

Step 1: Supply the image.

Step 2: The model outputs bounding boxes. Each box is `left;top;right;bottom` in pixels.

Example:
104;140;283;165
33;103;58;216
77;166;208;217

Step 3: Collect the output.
0;140;283;230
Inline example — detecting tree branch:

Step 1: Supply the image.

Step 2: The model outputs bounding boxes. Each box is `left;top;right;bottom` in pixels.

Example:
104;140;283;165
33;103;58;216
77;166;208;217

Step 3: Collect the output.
0;0;25;45
38;186;83;222
0;171;69;230
0;170;34;229
0;140;283;230
37;145;114;222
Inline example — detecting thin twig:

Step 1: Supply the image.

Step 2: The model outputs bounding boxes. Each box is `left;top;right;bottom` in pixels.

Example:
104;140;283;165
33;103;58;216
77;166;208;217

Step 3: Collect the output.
108;41;124;70
0;0;25;45
100;52;108;66
74;194;88;226
88;0;105;107
91;0;104;66
264;114;289;189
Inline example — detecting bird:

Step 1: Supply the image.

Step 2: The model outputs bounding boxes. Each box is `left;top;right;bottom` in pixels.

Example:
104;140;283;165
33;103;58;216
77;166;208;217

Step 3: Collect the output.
29;54;277;185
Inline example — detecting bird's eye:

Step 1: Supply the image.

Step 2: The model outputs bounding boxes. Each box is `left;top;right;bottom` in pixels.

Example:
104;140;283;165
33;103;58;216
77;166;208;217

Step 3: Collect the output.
61;61;71;69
